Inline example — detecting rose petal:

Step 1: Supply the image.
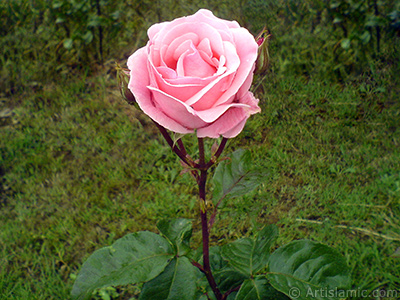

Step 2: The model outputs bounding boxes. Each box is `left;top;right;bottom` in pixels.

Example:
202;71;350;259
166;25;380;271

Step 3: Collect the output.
149;52;213;102
197;38;213;63
161;22;225;59
127;47;193;134
236;64;256;99
147;86;207;129
185;41;240;110
195;101;247;123
156;66;177;79
197;92;260;138
197;108;248;138
127;47;151;103
163;32;199;67
212;27;258;107
192;9;239;39
181;45;216;78
220;118;248;138
194;89;260;123
184;27;257;109
176;48;189;77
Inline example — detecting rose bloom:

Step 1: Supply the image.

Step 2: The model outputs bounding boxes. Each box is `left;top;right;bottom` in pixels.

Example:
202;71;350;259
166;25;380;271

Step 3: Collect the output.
127;9;260;138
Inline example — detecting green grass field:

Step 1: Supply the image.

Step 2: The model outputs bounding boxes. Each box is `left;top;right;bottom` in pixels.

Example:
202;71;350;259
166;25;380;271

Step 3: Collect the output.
1;1;400;299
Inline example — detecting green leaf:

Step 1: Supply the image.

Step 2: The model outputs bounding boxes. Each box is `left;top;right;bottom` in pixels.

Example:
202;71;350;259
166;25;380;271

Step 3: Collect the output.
157;218;192;256
365;15;386;27
237;277;291;300
55;17;65;24
233;276;290;300
235;277;268;300
195;294;211;300
71;231;174;300
267;240;352;300
360;31;371;45
222;238;254;276
63;38;73;50
332;17;342;24
252;225;278;272
213;149;264;206
52;1;64;9
87;15;101;27
208;246;248;293
82;31;93;45
330;2;341;9
228;292;238;300
235;277;290;300
88;15;108;27
110;10;122;20
221;225;278;277
340;38;351;50
140;257;199;300
263;282;291;300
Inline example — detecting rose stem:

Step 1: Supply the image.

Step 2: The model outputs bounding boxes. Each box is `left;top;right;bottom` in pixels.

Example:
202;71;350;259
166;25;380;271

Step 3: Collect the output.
198;138;222;300
213;137;228;159
221;285;242;300
153;125;225;298
206;137;228;229
152;121;195;168
177;138;187;156
203;137;228;170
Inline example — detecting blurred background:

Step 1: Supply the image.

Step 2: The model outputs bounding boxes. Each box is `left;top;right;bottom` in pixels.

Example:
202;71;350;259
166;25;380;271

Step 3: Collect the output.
1;0;400;93
1;1;400;299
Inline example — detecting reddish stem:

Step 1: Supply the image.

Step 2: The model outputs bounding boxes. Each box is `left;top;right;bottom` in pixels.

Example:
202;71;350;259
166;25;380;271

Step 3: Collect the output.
153;121;196;168
177;138;187;155
198;138;222;300
222;284;242;300
155;126;227;300
203;138;228;170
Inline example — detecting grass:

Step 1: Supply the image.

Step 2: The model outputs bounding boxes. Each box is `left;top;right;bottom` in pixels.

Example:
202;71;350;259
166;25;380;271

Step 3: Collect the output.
1;1;400;299
2;70;399;299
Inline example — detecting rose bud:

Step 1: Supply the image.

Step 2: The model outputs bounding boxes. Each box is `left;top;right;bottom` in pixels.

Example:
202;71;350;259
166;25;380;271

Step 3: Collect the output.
124;88;137;106
116;63;137;106
254;27;271;76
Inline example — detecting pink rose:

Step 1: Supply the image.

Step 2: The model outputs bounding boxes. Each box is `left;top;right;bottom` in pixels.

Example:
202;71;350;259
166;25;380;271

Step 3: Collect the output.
127;9;260;138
